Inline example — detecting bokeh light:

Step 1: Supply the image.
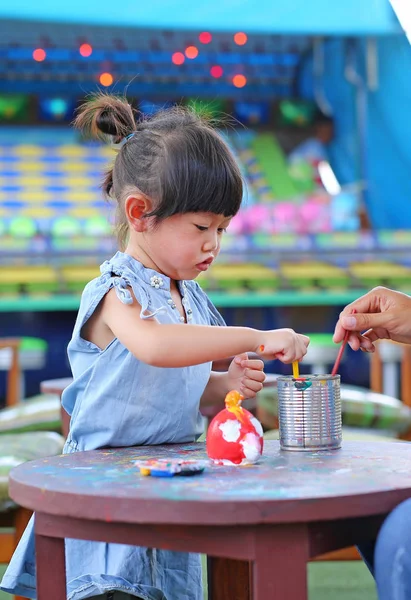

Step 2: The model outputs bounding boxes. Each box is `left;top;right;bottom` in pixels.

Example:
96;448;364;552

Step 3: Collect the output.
172;52;185;65
210;65;223;78
199;32;212;44
79;43;93;57
185;46;199;59
33;48;46;62
234;32;248;46
233;74;247;88
99;72;113;86
48;98;68;117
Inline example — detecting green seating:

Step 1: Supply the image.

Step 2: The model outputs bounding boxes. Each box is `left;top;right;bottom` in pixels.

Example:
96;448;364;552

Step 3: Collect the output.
0;431;64;511
0;391;63;510
0;394;61;434
263;427;397;443
0;339;64;598
257;381;411;435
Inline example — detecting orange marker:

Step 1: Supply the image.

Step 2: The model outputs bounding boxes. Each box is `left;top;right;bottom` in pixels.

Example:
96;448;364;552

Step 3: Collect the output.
259;345;265;352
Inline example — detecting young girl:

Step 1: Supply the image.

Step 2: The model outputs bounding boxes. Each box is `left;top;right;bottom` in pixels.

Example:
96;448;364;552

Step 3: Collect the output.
1;95;309;600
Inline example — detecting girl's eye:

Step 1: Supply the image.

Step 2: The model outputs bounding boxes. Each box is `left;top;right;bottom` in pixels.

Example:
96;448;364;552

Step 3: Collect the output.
195;225;208;231
217;228;227;234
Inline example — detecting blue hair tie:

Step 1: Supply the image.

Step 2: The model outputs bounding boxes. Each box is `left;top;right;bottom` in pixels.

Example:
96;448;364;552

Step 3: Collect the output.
110;132;136;150
124;132;136;142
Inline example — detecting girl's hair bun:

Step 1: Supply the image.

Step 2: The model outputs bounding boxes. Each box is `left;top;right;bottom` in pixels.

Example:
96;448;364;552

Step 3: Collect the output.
74;93;137;143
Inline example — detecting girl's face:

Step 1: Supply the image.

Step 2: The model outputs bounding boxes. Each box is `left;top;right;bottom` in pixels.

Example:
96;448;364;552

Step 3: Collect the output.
139;212;231;281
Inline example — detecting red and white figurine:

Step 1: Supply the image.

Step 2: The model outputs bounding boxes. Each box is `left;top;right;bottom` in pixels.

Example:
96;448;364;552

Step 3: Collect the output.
206;390;264;465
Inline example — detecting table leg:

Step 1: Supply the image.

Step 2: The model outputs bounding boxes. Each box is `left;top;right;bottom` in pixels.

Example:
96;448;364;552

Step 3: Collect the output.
207;557;251;600
253;526;308;600
36;533;66;600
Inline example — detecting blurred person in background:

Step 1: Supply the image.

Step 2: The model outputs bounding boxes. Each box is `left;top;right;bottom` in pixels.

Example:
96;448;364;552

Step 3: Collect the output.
288;109;334;165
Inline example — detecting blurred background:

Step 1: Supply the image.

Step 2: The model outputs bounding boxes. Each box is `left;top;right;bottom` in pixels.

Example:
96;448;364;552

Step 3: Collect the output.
1;3;411;598
0;0;410;398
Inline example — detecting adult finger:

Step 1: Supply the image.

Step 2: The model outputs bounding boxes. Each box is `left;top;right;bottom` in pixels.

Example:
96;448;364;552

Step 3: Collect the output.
357;333;376;351
333;321;348;343
341;312;391;332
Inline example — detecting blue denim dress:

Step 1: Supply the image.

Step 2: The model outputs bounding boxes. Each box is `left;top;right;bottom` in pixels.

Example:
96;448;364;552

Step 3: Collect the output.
1;252;225;600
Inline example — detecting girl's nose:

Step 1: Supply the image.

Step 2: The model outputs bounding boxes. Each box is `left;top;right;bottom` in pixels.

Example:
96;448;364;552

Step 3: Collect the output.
203;232;219;252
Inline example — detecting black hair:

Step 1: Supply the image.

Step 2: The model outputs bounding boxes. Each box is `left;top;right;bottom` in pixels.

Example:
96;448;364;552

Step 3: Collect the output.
74;94;243;248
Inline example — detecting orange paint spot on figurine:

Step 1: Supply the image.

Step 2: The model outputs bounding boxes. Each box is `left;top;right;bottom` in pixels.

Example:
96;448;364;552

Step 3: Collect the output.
206;390;264;465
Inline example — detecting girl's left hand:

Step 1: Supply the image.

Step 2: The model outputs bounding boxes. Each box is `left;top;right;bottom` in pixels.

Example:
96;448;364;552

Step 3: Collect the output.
227;352;266;399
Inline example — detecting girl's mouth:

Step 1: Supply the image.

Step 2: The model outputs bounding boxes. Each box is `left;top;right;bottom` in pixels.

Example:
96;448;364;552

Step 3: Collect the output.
196;258;213;271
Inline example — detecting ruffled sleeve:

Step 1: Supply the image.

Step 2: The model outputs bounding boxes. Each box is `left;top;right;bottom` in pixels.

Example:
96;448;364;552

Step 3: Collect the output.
99;260;167;320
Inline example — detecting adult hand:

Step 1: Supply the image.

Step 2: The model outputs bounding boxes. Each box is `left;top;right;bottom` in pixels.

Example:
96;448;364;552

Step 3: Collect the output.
333;287;411;351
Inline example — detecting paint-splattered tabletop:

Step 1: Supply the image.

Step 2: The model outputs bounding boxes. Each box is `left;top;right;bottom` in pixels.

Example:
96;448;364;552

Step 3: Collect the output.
10;440;411;525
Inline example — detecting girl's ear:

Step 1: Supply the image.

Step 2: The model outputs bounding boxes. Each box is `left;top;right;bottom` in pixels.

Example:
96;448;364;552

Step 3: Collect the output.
125;195;152;232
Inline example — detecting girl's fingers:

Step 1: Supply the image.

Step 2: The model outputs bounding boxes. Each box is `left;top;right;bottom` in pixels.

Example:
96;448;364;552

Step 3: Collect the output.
301;334;310;347
275;351;292;364
244;368;266;383
241;359;264;371
241;379;264;394
240;387;256;398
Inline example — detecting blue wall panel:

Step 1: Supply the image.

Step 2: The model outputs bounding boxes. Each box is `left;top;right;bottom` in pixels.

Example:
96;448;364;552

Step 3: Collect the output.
299;35;411;229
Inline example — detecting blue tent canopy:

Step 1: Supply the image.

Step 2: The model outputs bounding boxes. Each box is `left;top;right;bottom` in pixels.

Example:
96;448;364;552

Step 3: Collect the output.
0;0;400;35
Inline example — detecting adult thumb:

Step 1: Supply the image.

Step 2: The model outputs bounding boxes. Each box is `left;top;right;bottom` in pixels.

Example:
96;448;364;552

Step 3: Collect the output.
341;312;387;331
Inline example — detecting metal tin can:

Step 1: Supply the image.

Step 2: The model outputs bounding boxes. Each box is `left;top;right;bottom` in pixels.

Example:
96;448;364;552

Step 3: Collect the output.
277;374;342;451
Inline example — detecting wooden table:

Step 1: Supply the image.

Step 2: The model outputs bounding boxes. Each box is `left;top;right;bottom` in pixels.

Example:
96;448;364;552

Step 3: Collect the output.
10;440;411;600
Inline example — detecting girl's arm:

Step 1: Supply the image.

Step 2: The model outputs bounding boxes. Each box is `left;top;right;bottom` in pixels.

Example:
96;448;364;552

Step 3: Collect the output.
101;288;309;367
200;371;231;407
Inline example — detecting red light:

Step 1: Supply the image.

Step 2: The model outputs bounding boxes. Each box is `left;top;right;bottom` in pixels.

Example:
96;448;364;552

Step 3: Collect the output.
234;32;248;46
172;52;185;65
79;43;93;57
210;65;223;78
33;48;46;62
199;32;212;44
233;74;247;88
99;72;113;86
185;46;198;59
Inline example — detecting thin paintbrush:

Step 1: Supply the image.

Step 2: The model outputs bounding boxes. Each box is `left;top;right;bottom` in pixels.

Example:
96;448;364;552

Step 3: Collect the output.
331;309;356;376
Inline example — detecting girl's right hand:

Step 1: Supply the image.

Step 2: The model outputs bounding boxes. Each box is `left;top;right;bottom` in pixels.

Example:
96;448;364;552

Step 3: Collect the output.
256;328;310;363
